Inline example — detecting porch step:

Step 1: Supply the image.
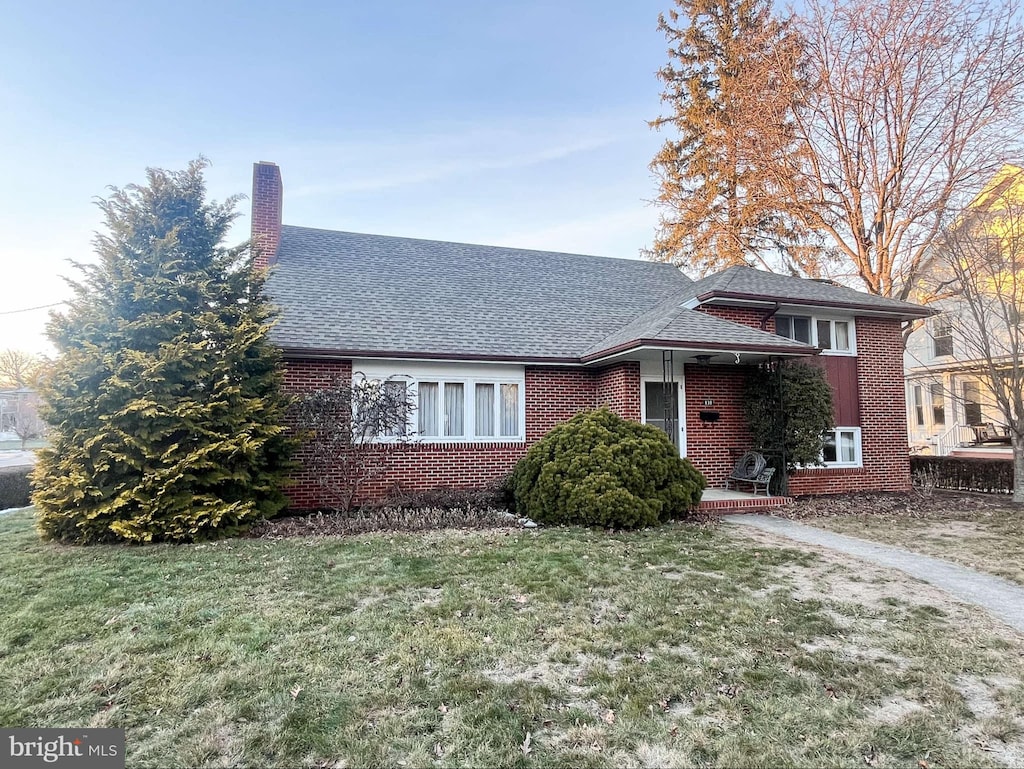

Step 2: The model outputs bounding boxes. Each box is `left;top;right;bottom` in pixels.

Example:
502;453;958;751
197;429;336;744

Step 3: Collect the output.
697;488;793;513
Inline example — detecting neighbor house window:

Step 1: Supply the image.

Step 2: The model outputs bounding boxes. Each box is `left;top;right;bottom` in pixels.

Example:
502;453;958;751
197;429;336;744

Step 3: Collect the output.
776;315;854;354
912;385;925;427
822;427;861;467
932;318;953;357
963;380;983;425
357;362;526;442
930;382;945;426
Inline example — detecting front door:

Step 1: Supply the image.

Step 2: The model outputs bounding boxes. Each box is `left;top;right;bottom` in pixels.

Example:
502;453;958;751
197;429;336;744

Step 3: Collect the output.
642;379;686;455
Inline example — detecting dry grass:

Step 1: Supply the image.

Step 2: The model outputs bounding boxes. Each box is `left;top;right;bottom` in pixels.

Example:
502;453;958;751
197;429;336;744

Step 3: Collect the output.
3;506;1024;767
791;491;1024;585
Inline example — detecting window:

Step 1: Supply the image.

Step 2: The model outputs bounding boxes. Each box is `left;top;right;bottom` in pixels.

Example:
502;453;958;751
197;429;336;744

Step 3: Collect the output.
912;385;925;427
932;318;953;357
475;383;495;436
930;382;945;426
963;380;983;425
822;427;861;467
776;315;854;354
500;383;520;437
775;315;812;344
357;362;525;442
353;377;408;438
383;380;408;437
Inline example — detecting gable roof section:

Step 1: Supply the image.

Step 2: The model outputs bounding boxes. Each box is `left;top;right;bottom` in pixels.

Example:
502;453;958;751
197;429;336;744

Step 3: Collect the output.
689;266;933;319
266;226;694;361
581;294;815;362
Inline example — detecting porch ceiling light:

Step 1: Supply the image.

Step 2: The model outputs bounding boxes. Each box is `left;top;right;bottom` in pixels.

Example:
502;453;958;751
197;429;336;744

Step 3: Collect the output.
692;354;713;366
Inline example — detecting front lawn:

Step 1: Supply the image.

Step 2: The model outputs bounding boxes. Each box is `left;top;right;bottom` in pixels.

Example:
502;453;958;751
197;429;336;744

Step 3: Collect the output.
3;508;1024;768
794;491;1024;586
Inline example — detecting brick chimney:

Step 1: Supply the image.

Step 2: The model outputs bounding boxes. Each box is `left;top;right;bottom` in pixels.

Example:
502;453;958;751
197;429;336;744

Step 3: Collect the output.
251;161;283;269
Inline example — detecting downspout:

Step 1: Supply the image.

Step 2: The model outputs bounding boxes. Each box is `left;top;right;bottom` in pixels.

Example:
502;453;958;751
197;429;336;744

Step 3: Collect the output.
761;303;781;332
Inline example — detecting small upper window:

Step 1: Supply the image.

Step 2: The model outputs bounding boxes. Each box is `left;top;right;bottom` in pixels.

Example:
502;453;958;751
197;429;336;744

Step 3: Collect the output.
776;315;812;344
777;315;854;353
932;318;953;358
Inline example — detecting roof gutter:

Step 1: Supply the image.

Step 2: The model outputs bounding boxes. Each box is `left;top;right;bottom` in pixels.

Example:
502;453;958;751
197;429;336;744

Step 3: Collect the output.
697;291;936;320
278;346;584;366
579;338;819;366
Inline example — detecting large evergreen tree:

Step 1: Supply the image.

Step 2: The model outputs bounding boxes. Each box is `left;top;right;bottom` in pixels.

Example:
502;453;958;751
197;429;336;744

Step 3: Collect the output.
33;160;294;544
649;0;812;275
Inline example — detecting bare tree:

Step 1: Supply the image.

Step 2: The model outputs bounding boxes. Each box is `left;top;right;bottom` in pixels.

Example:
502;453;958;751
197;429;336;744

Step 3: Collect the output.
11;395;46;450
784;0;1024;304
939;192;1024;503
648;0;816;275
0;349;44;389
292;373;416;512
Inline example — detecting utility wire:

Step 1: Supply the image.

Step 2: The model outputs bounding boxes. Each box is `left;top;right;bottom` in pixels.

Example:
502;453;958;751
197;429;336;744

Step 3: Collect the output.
0;301;67;316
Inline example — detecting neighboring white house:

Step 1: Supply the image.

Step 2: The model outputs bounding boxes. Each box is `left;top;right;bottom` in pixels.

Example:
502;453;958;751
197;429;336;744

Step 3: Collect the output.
904;309;1012;456
905;164;1023;458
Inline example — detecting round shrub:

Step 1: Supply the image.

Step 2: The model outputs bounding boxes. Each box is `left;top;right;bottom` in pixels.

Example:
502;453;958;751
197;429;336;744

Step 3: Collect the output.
510;408;707;529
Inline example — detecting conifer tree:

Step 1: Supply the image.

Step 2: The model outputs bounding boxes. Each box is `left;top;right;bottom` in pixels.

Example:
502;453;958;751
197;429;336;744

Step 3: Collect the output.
33;160;294;543
649;0;812;275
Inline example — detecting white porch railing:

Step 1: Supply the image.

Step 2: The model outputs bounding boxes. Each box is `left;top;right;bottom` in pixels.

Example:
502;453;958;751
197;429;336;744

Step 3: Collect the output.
935;423;974;455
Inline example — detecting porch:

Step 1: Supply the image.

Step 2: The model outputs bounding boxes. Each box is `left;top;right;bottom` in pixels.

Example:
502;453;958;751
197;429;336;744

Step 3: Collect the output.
697;487;793;514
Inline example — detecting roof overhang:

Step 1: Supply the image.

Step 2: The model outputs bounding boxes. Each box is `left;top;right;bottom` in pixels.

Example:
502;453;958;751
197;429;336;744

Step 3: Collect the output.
580;340;819;368
279;346;583;366
696;292;936;321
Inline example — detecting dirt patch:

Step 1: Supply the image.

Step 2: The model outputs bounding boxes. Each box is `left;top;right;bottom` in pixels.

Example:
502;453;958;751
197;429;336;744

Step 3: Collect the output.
869;697;926;724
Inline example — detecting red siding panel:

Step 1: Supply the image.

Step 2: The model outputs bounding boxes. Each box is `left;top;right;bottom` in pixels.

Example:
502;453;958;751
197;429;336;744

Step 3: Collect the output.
804;356;860;426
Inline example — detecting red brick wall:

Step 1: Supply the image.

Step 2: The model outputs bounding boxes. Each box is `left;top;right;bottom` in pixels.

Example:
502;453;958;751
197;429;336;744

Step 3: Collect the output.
595;362;641;420
524;367;596;442
252;162;282;269
281;360;644;509
280;314;913;507
698;305;776;333
683;364;755;487
788;317;911;495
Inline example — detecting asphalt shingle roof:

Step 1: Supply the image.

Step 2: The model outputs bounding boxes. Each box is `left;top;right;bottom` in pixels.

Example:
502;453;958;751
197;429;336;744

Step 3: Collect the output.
265;228;927;361
267;227;693;360
687;266;932;318
582;295;814;360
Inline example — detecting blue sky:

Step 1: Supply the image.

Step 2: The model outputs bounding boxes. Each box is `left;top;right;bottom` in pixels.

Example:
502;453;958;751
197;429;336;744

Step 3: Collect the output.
0;0;671;354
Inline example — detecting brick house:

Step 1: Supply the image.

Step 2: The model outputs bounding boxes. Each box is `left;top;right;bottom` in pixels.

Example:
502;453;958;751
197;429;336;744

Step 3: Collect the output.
252;162;932;509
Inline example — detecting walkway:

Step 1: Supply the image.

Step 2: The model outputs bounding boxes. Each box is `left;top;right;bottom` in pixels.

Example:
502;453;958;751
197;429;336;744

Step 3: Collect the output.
724;514;1024;634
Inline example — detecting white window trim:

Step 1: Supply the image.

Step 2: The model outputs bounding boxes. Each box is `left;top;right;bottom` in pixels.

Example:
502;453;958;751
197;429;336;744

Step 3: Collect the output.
822;427;862;468
353;361;526;444
776;314;857;356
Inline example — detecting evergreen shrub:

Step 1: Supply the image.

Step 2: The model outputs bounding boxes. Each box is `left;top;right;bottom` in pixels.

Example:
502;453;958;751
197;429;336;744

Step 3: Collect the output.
0;467;31;510
510;408;706;528
32;161;295;544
